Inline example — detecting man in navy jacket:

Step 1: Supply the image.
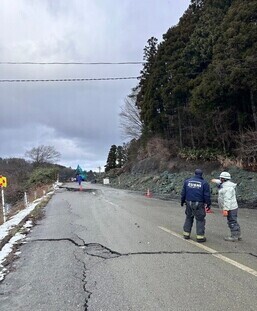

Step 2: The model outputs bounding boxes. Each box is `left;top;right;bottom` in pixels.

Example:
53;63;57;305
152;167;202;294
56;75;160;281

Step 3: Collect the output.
181;169;211;242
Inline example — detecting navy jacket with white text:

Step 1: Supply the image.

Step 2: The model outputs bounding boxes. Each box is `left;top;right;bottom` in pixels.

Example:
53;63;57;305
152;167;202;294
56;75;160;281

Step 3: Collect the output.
181;175;211;206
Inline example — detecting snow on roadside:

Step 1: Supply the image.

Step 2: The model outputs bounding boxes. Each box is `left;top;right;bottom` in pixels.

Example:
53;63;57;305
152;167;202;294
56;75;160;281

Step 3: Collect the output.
0;182;61;282
0;201;40;241
0;232;26;281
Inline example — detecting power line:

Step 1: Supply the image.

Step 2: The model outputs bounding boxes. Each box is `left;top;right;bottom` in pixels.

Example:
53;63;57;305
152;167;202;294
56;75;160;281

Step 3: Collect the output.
0;61;145;65
0;64;255;83
0;76;140;83
0;58;253;66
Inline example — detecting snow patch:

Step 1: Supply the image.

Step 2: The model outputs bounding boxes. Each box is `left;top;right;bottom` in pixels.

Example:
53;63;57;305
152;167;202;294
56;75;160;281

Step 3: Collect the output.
0;184;59;282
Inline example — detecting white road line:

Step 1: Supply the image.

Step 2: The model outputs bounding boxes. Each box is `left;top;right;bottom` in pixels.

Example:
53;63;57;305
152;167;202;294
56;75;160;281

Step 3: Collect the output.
103;199;119;208
158;226;257;278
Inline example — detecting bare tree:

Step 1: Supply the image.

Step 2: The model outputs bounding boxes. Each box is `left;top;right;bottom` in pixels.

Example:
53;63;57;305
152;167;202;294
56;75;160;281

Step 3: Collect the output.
236;130;257;169
119;96;143;140
25;145;61;166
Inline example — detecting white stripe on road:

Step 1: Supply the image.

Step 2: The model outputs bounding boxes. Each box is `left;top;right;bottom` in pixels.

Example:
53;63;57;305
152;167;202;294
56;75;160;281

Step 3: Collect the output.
158;226;257;278
103;199;119;208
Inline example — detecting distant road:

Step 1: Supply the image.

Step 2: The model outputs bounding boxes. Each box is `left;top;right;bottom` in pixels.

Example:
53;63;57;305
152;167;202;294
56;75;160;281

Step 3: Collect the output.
1;182;257;310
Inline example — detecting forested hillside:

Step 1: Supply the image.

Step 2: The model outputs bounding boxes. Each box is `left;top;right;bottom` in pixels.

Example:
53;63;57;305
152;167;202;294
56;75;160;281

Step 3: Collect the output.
130;0;257;170
0;146;76;210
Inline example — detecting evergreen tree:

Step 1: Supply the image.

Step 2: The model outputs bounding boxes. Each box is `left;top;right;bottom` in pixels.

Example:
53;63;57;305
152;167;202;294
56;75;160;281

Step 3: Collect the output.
128;0;257;160
136;37;160;134
116;145;125;168
215;0;257;130
180;0;233;150
87;170;95;182
105;145;117;172
191;0;257;152
153;2;202;145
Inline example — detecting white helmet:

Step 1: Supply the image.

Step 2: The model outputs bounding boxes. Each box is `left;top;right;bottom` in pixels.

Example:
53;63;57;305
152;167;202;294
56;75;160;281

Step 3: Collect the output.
219;172;231;180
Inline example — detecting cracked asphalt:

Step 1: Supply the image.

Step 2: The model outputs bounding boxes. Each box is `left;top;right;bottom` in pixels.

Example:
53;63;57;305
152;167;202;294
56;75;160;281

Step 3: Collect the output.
0;182;257;310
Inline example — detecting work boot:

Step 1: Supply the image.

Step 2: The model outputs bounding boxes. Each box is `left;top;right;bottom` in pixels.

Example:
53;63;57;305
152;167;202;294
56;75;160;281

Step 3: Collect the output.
196;237;206;243
183;232;190;240
224;236;238;242
237;231;242;241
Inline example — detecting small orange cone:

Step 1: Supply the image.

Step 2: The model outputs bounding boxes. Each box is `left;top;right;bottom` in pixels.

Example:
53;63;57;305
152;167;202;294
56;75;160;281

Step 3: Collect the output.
145;188;152;198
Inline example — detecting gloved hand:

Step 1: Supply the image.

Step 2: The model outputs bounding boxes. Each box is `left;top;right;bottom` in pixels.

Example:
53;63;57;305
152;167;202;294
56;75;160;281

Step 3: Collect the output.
181;202;185;207
223;210;228;217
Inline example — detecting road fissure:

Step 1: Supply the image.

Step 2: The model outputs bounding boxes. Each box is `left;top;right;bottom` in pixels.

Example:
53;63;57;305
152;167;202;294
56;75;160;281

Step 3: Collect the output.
31;238;255;259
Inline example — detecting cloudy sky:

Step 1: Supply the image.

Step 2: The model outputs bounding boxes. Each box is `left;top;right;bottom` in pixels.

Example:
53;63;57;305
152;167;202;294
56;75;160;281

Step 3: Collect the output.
0;0;190;171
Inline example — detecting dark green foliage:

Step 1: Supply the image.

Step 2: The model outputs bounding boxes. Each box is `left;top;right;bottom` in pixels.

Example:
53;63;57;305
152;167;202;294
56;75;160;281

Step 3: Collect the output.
87;170;96;182
105;145;117;172
137;37;163;134
124;139;140;163
57;166;75;182
75;165;87;180
105;145;127;171
0;157;62;205
116;146;124;168
27;167;59;187
134;0;257;164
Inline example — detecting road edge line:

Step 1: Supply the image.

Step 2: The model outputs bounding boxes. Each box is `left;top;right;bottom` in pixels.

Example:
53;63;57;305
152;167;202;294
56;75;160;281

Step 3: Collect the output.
158;226;257;278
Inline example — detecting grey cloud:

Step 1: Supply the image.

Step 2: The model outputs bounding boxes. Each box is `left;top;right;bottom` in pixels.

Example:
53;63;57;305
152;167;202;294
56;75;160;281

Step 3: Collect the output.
0;0;190;169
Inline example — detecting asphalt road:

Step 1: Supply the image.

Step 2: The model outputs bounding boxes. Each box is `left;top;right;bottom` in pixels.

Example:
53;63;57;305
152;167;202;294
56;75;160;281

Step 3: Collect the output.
0;182;257;311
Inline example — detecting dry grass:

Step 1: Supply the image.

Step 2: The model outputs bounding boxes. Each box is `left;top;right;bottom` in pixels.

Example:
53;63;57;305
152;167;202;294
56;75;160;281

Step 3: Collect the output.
0;184;53;225
137;137;174;161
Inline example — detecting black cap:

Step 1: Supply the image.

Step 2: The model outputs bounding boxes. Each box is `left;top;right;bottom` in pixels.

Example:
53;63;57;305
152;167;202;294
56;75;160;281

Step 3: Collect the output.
195;169;203;176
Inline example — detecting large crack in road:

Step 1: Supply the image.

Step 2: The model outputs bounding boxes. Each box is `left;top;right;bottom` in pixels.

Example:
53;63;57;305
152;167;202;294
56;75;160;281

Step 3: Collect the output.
30;237;257;310
73;252;92;311
31;237;257;259
2;232;257;310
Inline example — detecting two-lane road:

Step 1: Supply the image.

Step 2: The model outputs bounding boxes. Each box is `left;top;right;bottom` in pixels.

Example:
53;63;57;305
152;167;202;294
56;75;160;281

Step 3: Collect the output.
1;182;257;310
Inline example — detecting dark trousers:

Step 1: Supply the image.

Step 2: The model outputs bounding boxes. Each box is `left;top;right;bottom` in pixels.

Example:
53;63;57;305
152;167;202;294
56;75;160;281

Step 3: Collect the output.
227;208;241;237
183;201;206;236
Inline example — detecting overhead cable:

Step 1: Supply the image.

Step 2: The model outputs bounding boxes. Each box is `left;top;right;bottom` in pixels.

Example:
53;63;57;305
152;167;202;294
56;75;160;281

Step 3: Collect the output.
0;61;145;65
0;76;140;83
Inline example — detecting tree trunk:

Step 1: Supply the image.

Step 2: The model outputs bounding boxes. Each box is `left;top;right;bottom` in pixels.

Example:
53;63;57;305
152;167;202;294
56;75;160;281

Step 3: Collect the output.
189;120;195;149
177;107;183;148
250;89;257;130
